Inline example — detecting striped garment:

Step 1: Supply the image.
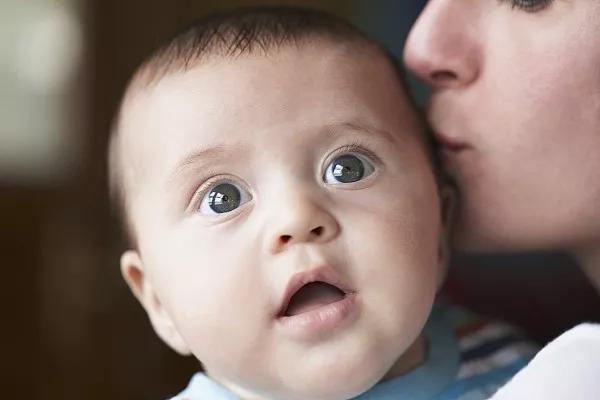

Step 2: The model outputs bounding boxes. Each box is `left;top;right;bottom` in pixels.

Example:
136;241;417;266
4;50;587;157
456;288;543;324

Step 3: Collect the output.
169;306;537;400
434;307;538;400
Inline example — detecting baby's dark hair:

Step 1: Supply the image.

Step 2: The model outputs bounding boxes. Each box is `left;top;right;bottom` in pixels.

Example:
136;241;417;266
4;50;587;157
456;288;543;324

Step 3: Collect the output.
108;5;437;248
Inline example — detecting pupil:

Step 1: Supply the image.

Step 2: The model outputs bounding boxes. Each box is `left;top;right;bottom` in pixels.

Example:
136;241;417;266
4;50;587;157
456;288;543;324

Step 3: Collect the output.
208;183;241;213
332;155;364;183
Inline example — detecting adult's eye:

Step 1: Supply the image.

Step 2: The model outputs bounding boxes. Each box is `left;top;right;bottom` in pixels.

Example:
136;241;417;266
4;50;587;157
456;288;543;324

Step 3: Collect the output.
199;181;252;215
323;153;375;185
502;0;553;12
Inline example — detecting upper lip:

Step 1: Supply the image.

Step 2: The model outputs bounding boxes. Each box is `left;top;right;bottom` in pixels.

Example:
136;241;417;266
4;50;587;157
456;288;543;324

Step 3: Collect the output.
276;266;351;318
433;130;471;152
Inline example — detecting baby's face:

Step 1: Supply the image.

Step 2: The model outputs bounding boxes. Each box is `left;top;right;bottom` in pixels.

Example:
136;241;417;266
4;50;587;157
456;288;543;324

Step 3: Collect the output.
120;42;442;399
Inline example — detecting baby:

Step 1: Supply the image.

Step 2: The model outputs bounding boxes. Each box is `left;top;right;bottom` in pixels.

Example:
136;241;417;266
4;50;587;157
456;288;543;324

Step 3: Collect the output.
108;6;535;400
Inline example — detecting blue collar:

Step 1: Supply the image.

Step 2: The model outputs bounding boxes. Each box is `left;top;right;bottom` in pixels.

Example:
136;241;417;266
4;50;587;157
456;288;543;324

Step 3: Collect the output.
353;307;460;399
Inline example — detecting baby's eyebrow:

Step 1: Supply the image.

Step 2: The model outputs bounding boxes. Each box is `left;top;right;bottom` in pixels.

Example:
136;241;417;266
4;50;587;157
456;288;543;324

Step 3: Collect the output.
323;121;397;145
166;121;394;184
167;144;244;183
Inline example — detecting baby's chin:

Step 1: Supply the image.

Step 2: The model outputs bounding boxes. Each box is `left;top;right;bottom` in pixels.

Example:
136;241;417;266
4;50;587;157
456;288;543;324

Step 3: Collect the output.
233;374;382;400
217;351;397;400
291;370;385;400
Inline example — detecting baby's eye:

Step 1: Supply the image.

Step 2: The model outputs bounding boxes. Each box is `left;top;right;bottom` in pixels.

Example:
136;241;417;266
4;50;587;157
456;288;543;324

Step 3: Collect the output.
323;153;375;185
199;181;252;215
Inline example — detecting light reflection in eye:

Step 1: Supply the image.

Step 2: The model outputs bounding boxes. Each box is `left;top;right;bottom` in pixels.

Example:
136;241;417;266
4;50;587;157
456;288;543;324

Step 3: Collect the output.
199;181;252;215
324;153;375;184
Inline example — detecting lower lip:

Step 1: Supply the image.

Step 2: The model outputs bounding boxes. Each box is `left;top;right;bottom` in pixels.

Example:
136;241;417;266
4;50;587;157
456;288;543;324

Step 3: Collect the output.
276;293;359;341
439;146;469;168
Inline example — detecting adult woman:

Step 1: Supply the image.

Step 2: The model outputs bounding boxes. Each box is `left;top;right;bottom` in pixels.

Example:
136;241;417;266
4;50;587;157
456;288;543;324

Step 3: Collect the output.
403;1;600;397
404;0;600;289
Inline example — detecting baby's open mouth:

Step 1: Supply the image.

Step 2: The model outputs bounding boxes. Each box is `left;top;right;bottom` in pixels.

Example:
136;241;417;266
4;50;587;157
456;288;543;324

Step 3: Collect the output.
282;281;346;317
275;268;358;337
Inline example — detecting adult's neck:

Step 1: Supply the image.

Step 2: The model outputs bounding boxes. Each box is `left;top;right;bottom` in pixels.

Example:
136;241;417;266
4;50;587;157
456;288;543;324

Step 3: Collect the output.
576;243;600;293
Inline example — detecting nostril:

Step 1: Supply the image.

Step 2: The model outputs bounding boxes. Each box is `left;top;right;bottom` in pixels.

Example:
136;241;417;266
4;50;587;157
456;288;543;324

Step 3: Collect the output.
431;70;457;82
311;226;323;236
277;227;325;250
280;235;292;244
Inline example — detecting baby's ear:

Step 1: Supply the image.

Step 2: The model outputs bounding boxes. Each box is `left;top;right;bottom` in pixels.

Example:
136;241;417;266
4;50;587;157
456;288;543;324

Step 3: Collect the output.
120;250;191;355
437;184;457;286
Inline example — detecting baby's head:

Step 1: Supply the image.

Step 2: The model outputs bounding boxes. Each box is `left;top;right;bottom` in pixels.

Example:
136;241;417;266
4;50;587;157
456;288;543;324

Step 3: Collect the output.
109;6;450;400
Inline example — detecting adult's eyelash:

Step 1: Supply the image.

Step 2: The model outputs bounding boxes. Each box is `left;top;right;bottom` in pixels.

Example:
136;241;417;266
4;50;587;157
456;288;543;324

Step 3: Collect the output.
499;0;554;12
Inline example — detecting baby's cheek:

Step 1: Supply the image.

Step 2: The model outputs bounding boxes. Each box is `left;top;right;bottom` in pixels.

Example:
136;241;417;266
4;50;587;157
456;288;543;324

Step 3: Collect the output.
175;279;273;381
168;242;267;327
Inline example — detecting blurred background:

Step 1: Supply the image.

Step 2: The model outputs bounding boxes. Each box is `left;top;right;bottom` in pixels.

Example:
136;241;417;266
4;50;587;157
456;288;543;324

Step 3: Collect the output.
1;0;598;398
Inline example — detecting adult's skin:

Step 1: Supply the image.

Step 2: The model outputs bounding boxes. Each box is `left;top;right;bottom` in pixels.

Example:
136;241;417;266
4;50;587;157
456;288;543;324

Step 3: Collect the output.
403;0;600;290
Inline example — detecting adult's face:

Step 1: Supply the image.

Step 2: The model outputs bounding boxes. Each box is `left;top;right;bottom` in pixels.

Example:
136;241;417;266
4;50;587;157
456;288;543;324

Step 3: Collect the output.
404;0;600;253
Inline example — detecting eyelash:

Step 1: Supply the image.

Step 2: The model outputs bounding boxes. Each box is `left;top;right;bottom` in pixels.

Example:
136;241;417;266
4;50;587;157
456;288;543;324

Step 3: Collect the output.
500;0;554;12
324;142;383;171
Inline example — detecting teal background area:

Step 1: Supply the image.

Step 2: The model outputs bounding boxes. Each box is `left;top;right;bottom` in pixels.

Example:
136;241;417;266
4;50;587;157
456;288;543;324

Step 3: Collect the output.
352;0;430;105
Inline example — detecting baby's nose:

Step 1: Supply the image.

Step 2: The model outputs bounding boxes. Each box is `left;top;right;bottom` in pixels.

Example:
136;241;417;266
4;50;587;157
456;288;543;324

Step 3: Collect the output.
266;200;339;255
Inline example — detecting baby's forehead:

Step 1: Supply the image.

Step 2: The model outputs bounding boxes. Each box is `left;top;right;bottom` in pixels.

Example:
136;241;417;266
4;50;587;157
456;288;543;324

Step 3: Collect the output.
118;42;420;189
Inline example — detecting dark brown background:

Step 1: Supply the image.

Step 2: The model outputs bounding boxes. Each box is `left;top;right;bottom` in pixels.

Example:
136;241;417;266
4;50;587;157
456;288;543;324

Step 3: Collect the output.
2;1;598;399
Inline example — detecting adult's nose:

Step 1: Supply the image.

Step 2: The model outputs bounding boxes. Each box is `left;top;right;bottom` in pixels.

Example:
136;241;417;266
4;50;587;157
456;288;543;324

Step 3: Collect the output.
403;0;482;90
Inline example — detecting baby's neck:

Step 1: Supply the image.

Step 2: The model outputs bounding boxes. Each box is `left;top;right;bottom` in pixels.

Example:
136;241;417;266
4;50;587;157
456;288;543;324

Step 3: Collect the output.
576;242;600;293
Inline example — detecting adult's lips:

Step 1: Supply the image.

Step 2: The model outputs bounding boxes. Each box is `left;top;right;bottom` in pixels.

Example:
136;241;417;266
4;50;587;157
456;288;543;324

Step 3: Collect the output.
433;130;471;152
426;98;472;153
